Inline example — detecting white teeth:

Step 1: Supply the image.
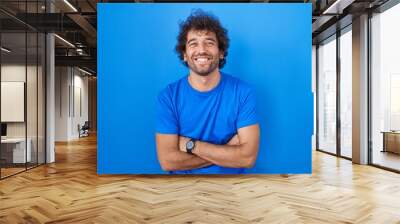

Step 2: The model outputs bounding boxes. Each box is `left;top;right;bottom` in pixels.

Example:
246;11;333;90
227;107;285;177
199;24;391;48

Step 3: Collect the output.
194;57;210;62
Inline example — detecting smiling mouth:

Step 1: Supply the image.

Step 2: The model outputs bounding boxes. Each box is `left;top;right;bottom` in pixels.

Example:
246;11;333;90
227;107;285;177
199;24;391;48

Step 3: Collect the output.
193;56;212;63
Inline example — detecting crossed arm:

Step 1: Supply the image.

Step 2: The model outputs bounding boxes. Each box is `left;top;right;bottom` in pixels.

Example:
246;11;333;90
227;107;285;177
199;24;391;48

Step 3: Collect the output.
155;124;260;171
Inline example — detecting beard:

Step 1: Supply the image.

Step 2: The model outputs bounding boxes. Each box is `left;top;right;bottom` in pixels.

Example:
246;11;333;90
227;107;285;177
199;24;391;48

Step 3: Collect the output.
187;54;220;76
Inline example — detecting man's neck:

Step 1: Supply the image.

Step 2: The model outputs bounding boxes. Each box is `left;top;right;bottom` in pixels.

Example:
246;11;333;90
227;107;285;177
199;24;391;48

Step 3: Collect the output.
188;69;221;92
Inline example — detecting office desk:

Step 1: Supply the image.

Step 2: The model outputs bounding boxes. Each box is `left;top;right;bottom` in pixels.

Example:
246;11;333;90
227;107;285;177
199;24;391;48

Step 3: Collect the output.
382;131;400;154
1;138;32;163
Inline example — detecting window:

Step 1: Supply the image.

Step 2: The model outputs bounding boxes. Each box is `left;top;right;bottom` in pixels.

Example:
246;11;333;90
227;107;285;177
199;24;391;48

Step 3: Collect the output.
371;2;400;171
317;35;337;154
339;27;352;158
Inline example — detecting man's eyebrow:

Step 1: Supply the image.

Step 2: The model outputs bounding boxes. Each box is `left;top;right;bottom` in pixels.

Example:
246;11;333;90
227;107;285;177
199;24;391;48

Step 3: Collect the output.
187;39;197;44
205;37;217;42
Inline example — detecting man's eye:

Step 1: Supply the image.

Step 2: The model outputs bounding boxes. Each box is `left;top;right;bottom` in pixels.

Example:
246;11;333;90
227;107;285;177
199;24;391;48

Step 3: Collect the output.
207;42;215;46
189;43;197;47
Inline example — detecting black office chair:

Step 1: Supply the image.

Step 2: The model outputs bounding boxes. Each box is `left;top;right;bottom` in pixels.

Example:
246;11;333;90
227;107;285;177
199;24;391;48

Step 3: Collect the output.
78;121;90;138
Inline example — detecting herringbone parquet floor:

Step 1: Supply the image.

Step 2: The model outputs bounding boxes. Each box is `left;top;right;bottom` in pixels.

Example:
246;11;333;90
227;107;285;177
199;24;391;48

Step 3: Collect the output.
1;134;400;224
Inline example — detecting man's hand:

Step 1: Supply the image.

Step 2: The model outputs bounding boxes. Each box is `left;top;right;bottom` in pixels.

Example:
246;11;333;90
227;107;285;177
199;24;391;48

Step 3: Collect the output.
191;124;260;168
156;134;212;171
159;124;259;170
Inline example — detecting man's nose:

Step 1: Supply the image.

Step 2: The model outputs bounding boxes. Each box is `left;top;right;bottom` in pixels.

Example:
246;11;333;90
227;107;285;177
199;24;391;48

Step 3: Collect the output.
198;43;207;53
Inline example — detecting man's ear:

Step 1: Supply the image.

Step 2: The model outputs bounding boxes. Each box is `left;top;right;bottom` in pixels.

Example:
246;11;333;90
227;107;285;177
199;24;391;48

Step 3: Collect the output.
183;52;188;62
219;52;224;59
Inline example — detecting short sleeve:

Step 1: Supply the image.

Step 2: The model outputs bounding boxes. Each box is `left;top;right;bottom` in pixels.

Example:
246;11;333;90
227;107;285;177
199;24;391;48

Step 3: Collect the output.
236;87;258;129
156;89;179;134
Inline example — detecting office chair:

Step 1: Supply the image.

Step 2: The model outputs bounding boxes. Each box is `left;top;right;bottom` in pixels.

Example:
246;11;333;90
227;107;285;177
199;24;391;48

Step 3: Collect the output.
78;121;90;138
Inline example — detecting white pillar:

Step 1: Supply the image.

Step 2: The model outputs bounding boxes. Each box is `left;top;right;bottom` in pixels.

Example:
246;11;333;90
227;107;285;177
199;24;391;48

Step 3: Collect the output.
352;14;369;164
45;0;55;163
46;32;55;163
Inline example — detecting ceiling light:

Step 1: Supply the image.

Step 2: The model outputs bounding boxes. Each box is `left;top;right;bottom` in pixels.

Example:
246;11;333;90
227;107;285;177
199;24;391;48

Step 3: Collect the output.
323;0;355;15
63;0;78;12
54;34;75;48
1;47;11;53
78;67;93;76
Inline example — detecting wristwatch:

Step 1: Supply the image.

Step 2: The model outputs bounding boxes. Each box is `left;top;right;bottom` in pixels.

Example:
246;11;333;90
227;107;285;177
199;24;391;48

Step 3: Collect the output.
185;138;196;154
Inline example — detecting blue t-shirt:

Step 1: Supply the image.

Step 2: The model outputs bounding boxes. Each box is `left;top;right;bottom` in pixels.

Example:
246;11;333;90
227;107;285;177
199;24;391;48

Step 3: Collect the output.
156;73;258;174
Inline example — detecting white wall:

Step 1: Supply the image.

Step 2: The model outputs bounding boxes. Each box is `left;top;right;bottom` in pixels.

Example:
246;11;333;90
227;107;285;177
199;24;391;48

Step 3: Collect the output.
1;65;26;132
72;73;89;138
55;67;89;141
1;65;40;138
55;66;69;141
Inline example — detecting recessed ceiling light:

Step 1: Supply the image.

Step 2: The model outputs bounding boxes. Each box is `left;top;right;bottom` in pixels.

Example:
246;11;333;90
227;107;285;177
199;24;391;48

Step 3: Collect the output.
63;0;78;12
54;34;75;48
322;0;354;15
1;47;11;53
78;67;93;76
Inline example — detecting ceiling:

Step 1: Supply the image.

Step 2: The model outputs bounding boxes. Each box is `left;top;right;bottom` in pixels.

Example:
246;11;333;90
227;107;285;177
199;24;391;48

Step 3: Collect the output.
0;0;393;75
1;0;97;74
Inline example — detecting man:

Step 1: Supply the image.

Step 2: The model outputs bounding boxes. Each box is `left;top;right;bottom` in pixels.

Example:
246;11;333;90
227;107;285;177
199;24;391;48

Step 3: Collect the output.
155;10;260;174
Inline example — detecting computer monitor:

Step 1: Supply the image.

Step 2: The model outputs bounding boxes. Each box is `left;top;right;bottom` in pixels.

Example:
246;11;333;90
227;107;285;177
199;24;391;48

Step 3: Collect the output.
1;123;7;137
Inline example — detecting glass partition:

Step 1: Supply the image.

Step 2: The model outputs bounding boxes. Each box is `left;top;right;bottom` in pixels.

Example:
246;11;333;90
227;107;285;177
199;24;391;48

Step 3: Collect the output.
0;1;46;179
1;30;28;177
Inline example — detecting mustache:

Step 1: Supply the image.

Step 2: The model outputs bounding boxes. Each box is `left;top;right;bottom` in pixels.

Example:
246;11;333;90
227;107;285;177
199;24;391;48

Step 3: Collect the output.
192;53;212;58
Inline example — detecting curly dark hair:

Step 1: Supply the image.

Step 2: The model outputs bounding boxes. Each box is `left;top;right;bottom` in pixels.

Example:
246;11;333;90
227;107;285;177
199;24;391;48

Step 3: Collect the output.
175;9;229;68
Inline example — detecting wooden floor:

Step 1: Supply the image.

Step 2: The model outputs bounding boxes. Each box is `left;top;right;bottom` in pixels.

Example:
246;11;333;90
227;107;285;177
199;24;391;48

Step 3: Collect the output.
1;163;45;178
1;135;400;224
0;167;26;178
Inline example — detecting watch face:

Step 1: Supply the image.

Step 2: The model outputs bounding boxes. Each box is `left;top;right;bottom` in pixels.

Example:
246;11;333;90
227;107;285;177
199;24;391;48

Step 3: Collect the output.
186;140;195;150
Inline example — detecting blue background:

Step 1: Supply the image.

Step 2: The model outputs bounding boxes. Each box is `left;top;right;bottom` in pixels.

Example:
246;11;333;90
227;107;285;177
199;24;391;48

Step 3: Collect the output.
98;3;313;174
